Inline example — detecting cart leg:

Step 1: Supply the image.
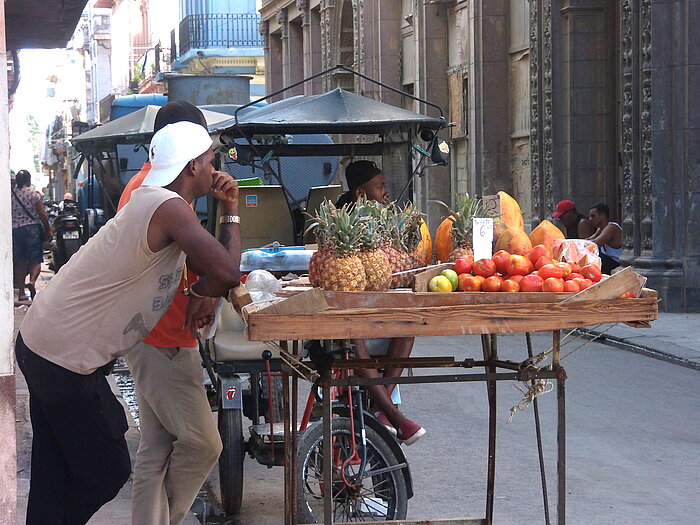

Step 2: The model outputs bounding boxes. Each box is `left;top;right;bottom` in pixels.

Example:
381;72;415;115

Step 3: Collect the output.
291;341;299;522
322;374;333;525
481;334;497;525
526;332;551;525
283;343;293;525
553;330;566;525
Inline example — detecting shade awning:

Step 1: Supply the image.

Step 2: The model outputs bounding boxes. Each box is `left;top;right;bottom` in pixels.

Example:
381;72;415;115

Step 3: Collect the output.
211;88;445;136
5;0;90;49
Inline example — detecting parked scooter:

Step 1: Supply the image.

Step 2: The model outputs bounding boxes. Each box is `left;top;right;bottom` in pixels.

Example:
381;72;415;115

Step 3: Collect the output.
49;199;82;272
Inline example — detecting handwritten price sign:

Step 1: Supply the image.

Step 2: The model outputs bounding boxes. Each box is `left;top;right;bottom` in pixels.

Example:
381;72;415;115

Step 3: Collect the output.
472;217;494;261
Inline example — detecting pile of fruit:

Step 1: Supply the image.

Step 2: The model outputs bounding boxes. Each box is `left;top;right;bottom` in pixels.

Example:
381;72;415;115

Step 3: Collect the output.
308;198;431;292
428;246;603;293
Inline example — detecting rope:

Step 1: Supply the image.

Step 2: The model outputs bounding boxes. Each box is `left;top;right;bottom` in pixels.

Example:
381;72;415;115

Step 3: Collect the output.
507;371;555;423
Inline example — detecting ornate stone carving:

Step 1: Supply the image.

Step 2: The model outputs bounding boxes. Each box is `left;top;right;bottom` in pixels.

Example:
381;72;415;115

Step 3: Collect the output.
259;19;269;47
530;0;542;223
541;0;553;215
277;8;288;38
640;0;653;252
620;0;635;252
353;0;365;90
296;0;309;25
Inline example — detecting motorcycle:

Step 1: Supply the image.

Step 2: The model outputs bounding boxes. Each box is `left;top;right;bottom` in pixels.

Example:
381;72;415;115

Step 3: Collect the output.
50;199;82;272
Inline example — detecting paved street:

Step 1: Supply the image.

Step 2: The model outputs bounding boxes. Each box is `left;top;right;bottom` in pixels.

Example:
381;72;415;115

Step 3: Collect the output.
15;280;700;523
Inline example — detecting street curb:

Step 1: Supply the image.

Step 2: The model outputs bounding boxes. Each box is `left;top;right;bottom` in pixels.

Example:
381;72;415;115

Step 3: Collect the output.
574;328;700;372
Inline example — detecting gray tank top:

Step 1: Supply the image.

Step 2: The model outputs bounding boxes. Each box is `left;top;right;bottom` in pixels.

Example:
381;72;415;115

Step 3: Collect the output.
21;186;187;374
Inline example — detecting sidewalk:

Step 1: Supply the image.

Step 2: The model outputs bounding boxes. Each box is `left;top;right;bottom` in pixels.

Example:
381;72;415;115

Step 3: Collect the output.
578;312;700;371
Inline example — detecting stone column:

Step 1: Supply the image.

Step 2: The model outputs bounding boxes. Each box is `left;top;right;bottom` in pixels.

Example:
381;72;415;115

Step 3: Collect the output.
0;2;18;521
308;6;323;93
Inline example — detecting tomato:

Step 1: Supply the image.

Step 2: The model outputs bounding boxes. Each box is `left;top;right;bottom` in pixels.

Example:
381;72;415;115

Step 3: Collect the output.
569;261;582;274
534;255;553;270
563;280;580;293
473;258;497;278
617;291;635;299
509;274;525;284
458;274;485;291
454;256;473;275
565;272;584;281
580;264;603;283
491;250;511;275
539;263;565;280
520;274;544;292
501;279;521;293
542;277;565;292
555;262;572;277
506;254;530;276
482;275;504;292
529;244;552;264
528;258;535;273
573;278;593;290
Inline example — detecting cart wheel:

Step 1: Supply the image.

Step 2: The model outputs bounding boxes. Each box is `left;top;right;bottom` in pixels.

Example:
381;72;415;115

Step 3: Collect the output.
262;373;285;423
218;406;245;515
296;417;408;523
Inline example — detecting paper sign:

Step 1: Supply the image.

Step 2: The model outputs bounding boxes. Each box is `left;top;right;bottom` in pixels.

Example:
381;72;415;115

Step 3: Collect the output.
473;218;494;261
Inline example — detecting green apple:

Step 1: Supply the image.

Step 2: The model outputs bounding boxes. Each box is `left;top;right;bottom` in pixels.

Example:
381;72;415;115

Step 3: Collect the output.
441;269;459;291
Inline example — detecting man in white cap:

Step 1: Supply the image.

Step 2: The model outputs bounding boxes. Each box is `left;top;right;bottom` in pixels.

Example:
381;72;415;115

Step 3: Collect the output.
16;121;242;525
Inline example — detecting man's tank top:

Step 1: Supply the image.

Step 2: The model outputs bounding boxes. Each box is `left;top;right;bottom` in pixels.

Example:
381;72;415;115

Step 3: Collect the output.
20;186;187;374
599;221;623;261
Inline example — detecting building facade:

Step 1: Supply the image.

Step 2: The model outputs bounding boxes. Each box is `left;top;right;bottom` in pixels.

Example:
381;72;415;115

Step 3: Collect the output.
259;0;699;311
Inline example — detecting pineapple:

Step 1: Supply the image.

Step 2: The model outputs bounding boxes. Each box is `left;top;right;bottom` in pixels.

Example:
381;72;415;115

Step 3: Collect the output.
402;205;427;272
355;197;392;291
444;193;490;262
320;204;367;292
381;204;415;288
307;200;334;287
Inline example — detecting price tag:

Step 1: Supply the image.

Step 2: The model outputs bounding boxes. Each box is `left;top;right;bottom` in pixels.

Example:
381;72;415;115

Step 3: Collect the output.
472;218;494;261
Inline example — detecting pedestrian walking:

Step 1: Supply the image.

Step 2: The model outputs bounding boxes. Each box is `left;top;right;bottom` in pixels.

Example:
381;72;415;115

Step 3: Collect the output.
15;120;242;525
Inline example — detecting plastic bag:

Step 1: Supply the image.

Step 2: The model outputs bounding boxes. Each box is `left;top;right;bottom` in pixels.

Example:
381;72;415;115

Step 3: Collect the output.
245;269;282;303
552;239;601;269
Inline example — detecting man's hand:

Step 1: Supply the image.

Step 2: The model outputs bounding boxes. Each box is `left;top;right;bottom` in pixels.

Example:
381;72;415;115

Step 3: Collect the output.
211;171;239;208
184;296;216;338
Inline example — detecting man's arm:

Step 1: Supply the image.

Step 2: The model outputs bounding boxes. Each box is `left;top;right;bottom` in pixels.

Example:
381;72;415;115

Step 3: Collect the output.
588;224;619;248
578;218;596;239
35;197;50;235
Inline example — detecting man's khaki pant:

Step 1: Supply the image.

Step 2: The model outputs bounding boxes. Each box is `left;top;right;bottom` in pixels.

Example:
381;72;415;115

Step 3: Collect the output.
126;342;222;525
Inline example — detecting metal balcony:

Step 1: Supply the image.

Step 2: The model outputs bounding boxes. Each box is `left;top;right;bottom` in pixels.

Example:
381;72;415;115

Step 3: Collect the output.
178;13;263;56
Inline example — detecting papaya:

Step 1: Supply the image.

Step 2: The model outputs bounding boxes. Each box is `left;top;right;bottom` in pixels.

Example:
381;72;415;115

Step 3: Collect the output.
529;220;565;253
417;219;433;265
435;216;454;262
494;227;532;256
496;191;525;231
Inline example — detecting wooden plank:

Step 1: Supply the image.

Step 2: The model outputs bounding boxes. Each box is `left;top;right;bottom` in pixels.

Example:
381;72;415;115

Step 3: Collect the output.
256;287;328;316
228;284;252;314
246;297;658;341
562;266;640;303
412;262;455;292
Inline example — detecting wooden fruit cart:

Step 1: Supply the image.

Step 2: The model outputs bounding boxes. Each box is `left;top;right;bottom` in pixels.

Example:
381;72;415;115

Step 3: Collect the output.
241;268;658;525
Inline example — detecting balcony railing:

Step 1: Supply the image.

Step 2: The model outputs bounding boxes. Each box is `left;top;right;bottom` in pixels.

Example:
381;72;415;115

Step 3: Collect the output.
178;13;263;57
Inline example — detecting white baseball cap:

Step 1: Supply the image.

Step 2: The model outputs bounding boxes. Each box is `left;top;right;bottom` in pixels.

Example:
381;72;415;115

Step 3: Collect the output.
142;121;213;187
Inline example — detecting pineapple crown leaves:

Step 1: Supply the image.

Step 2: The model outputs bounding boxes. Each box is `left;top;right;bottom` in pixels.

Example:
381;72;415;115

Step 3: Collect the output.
329;205;365;256
305;199;337;250
438;193;491;247
354;195;387;250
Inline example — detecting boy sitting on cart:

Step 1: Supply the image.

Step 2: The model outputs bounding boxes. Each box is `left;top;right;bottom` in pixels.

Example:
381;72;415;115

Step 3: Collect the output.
335;160;426;445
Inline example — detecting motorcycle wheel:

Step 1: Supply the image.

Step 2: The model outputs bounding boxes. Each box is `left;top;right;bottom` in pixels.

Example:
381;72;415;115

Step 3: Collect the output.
296;417;408;523
218;405;245;515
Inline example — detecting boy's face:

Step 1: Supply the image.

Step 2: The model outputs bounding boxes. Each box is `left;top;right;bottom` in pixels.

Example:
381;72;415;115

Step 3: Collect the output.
355;174;389;204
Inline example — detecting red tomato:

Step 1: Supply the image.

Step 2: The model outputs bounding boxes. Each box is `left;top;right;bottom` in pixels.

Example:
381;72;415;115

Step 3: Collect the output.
542;277;565;292
520;274;544;292
473;258;497;278
506;254;530;276
539;263;565;280
555;262;572;277
482;275;504;292
458;274;485;291
565;272;584;281
580;264;603;283
509;274;525;284
563;280;580;293
534;255;553;270
528;258;535;273
573;278;592;290
454;256;473;275
617;291;635;299
569;262;582;273
501;279;521;292
529;244;552;264
491;250;511;275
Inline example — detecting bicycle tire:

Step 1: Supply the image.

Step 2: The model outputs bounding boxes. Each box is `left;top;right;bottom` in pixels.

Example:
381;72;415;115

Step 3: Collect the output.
218;406;245;515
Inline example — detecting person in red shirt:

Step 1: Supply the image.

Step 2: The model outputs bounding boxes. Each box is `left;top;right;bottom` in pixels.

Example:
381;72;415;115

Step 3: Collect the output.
117;101;222;525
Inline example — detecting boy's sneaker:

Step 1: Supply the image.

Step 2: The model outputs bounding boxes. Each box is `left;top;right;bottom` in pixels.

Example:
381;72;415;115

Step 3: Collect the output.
373;411;397;437
396;418;426;446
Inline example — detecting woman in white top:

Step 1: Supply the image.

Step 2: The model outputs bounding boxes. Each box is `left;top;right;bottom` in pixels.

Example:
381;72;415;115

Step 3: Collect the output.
587;203;623;274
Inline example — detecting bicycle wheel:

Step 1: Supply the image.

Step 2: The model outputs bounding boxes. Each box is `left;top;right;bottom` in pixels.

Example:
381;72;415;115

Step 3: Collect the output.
296;417;408;523
218;406;245;515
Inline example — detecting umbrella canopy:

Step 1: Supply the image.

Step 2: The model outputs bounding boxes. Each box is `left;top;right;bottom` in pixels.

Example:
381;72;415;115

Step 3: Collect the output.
212;88;445;136
72;105;232;153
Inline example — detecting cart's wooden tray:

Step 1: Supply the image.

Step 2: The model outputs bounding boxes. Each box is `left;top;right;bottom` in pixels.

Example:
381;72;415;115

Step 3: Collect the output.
245;287;658;341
